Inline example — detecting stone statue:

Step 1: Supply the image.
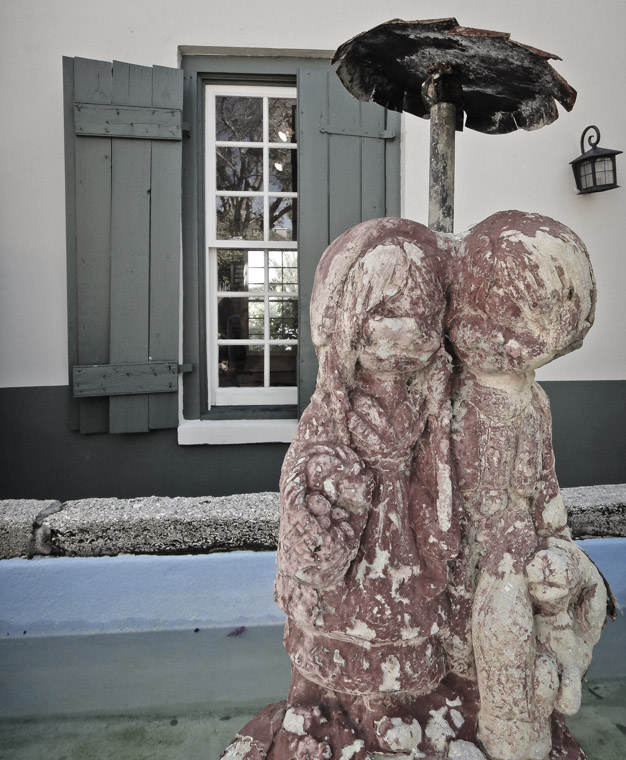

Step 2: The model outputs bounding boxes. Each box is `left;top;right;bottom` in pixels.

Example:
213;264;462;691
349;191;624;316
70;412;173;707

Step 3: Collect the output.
220;211;608;760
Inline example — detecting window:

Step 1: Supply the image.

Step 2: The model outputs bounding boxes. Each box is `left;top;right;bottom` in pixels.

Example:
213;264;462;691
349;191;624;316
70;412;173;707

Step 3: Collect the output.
179;53;401;444
206;85;299;407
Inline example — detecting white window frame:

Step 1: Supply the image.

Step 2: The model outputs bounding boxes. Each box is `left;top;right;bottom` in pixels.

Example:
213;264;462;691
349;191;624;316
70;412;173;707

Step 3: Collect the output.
205;83;298;409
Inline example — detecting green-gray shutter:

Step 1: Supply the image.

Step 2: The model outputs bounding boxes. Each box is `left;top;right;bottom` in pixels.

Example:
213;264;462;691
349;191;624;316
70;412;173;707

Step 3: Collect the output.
64;57;183;433
297;63;401;411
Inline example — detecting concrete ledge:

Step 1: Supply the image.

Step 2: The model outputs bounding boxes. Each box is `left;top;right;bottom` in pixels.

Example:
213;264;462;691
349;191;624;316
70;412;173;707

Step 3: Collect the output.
563;484;626;539
0;499;62;558
47;493;280;557
1;485;624;559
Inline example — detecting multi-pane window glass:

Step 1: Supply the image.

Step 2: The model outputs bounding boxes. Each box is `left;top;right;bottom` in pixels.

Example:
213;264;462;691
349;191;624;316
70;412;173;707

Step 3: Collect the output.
206;86;298;405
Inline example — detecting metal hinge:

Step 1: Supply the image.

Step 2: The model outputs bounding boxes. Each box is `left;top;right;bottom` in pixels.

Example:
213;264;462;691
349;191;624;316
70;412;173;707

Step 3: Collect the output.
320;123;396;139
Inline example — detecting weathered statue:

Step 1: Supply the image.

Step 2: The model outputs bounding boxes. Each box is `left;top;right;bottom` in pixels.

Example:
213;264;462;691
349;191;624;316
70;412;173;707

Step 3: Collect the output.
220;212;608;760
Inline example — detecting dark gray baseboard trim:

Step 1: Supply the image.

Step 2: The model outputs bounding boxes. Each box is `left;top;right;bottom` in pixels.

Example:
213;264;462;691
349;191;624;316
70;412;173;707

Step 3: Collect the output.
0;381;624;500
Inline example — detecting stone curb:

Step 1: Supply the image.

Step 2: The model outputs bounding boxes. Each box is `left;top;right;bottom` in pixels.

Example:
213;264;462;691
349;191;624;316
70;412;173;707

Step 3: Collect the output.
562;484;626;539
1;485;624;559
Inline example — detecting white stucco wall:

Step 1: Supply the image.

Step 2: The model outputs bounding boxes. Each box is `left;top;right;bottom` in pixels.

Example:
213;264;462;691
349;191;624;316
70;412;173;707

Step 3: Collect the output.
1;0;624;387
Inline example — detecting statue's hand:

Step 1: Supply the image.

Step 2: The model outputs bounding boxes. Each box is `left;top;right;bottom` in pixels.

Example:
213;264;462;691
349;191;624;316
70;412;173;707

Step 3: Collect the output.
278;445;374;587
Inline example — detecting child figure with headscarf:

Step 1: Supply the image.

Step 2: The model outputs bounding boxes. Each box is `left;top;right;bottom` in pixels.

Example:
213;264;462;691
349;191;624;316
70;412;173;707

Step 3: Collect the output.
228;217;460;759
445;210;607;760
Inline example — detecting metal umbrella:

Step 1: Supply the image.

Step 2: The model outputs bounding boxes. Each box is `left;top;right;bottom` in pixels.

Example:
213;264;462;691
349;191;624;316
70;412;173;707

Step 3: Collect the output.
333;18;576;232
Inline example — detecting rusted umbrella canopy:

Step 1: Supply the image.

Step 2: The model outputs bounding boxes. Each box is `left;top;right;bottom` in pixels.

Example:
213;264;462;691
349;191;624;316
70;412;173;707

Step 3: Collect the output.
333;17;576;134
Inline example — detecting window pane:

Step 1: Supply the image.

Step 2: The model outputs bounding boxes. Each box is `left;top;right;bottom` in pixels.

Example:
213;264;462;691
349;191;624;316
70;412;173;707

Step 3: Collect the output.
216;147;263;191
216;197;263;240
269;297;298;340
217;296;265;339
269;98;296;143
269;148;297;192
218;344;264;388
217;249;265;292
217;249;246;292
270;345;297;387
268;250;298;292
269;197;296;241
216;96;262;142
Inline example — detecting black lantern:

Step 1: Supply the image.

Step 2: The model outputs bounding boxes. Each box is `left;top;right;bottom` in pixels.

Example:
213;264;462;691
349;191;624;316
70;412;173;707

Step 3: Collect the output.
570;125;622;194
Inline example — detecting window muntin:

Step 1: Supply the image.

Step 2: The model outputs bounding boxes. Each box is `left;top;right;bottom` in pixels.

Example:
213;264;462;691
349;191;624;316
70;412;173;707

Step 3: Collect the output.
206;85;298;407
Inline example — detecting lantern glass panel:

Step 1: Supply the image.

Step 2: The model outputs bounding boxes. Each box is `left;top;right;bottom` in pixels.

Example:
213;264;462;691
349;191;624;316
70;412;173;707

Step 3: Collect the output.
594;156;614;187
579;160;594;190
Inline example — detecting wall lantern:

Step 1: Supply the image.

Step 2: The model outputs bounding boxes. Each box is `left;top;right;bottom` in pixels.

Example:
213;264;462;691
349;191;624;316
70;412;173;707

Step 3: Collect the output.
570;125;622;194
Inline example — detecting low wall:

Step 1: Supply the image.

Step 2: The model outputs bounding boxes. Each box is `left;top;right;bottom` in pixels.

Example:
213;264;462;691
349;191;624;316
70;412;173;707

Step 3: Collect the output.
1;485;625;559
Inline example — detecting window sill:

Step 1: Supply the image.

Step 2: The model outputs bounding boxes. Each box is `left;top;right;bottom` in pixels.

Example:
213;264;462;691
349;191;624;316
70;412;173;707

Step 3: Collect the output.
177;417;297;445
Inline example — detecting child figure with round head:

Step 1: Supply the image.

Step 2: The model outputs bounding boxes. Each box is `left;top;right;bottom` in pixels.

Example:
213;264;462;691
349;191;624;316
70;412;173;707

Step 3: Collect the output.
444;210;602;760
447;209;596;377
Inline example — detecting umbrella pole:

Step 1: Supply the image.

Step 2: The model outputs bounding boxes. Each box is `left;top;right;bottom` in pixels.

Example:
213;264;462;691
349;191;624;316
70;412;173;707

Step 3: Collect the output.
428;101;456;234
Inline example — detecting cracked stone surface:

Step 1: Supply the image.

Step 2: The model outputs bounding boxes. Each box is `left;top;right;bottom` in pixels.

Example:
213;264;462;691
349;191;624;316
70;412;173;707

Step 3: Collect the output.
564;484;626;538
220;212;611;760
45;493;279;556
0;499;62;558
0;486;623;560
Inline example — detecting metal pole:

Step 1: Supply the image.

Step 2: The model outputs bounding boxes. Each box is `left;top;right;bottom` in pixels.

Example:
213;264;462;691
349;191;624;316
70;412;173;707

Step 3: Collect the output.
428;101;456;233
422;66;461;234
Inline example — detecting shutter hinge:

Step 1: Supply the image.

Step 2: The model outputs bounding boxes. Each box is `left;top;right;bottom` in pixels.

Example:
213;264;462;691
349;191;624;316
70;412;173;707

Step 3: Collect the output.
320;123;396;140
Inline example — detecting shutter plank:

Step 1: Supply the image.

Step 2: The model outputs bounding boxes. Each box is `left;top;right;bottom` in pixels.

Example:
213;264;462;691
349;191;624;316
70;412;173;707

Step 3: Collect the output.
148;66;184;429
108;62;154;433
385;111;402;217
64;58;80;431
327;72;363;241
109;137;152;433
72;58;114;433
152;65;184;109
73;58;112;104
74;136;113;432
113;61;153;107
296;65;330;411
359;100;387;221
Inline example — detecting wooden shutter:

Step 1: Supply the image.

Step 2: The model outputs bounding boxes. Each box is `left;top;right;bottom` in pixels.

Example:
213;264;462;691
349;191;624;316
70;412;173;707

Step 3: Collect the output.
64;58;184;433
297;63;401;411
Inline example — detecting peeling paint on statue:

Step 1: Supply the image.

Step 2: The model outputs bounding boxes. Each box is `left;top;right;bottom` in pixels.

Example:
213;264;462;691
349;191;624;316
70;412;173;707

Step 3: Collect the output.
219;211;608;760
445;211;602;760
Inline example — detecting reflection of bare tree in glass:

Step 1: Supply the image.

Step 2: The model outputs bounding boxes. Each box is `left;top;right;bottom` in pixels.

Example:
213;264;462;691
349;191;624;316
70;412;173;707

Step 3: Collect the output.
270;298;298;340
216;96;297;240
216;96;263;141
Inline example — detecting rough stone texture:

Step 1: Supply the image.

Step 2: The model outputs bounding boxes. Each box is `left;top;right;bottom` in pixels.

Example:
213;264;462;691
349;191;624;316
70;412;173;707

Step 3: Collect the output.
44;493;279;557
0;500;62;558
563;483;626;538
0;486;623;561
221;212;608;760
